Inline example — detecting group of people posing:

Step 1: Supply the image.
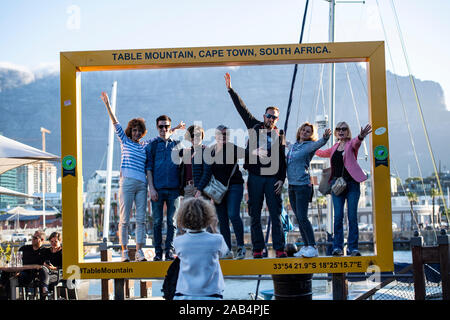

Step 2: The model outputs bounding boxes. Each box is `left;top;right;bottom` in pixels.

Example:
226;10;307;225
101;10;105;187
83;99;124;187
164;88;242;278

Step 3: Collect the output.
100;72;372;265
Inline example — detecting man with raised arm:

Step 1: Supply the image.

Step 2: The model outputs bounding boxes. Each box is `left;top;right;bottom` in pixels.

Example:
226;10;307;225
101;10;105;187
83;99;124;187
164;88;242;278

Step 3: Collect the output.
224;72;287;259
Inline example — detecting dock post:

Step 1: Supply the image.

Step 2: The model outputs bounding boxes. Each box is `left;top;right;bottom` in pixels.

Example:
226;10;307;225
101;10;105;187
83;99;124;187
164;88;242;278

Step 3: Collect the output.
100;241;113;300
140;281;152;298
411;231;426;300
125;248;136;298
332;273;348;300
114;279;126;300
437;229;450;300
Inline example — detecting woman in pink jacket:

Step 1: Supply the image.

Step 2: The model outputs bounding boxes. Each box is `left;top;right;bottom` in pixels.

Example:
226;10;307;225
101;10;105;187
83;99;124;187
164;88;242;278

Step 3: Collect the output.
315;122;371;256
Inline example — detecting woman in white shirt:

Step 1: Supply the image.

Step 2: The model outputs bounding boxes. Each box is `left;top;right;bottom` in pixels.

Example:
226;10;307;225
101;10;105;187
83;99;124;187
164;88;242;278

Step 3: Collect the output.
174;197;228;300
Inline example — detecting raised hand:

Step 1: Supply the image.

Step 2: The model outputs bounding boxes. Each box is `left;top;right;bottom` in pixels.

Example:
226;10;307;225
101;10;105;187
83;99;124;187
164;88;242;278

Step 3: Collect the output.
323;128;332;139
100;91;118;124
359;124;372;139
224;73;232;90
100;92;110;106
172;121;186;132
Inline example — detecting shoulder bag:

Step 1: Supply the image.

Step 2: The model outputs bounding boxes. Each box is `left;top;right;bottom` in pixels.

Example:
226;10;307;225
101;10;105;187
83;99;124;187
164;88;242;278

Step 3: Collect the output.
203;163;238;204
318;167;332;196
331;158;347;196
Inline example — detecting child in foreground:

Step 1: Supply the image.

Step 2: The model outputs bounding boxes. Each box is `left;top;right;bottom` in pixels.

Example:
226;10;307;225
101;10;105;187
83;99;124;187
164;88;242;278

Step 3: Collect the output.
173;197;229;300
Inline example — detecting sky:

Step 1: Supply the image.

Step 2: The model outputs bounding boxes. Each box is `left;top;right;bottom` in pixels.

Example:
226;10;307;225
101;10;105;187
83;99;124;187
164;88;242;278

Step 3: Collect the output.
1;0;449;109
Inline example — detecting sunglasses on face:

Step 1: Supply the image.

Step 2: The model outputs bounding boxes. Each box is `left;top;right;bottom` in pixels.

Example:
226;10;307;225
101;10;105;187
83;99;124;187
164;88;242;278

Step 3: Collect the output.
265;113;278;120
158;125;170;130
336;127;348;132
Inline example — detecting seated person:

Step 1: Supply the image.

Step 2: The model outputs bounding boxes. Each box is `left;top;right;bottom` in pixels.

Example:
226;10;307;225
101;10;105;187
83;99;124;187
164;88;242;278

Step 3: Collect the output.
42;232;63;293
18;230;50;300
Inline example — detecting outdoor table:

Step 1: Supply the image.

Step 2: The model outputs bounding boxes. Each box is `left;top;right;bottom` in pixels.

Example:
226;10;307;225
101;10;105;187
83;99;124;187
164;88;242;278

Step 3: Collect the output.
0;265;42;300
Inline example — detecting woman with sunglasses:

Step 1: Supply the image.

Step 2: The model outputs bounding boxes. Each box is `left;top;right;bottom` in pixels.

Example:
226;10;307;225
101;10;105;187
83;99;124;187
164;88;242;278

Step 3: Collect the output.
101;92;148;262
179;125;212;199
315;122;372;256
42;232;63;296
287;123;331;258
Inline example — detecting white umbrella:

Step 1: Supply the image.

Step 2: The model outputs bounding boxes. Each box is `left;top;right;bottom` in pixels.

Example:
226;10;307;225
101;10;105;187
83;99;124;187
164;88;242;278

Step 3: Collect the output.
0;186;40;199
0;135;60;174
7;206;58;216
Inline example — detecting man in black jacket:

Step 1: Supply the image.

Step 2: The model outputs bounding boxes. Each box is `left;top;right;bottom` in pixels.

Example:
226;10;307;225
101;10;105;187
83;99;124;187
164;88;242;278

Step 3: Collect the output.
225;72;287;258
18;230;50;299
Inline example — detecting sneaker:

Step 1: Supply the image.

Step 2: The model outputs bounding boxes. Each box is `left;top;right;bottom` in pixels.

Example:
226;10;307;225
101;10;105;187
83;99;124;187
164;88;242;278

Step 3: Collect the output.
253;250;263;259
276;250;288;258
221;251;234;260
235;246;246;260
135;249;147;262
153;252;163;261
165;251;175;261
302;246;319;258
332;248;343;256
121;250;130;262
294;246;307;257
350;250;361;256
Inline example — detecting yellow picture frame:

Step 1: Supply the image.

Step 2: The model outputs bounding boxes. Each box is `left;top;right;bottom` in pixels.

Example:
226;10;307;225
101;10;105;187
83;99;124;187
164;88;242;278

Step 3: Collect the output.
60;41;393;279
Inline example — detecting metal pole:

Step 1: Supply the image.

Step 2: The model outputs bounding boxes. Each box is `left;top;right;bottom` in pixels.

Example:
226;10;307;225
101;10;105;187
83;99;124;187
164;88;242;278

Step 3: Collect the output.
40;127;51;229
103;81;117;243
326;0;336;235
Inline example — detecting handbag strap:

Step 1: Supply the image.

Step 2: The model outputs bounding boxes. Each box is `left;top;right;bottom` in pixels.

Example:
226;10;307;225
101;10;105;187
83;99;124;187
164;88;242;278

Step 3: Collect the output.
213;143;239;188
226;163;239;188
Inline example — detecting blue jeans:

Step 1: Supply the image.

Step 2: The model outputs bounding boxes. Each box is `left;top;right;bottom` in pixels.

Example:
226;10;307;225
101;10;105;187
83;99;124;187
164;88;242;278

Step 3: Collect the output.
331;179;361;253
151;188;180;254
288;184;315;246
215;183;244;250
247;173;285;251
119;177;148;246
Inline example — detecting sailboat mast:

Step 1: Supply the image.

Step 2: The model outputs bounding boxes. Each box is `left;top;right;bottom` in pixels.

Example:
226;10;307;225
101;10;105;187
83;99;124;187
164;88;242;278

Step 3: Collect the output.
326;0;336;234
102;81;117;243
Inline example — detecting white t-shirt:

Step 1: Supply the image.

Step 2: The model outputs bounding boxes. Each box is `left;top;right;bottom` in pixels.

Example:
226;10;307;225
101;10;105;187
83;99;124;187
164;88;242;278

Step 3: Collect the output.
174;231;228;296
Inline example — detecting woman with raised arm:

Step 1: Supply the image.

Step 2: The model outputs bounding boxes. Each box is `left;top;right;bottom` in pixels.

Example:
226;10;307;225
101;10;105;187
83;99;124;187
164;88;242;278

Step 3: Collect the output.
315;122;372;256
100;92;148;262
287;123;331;258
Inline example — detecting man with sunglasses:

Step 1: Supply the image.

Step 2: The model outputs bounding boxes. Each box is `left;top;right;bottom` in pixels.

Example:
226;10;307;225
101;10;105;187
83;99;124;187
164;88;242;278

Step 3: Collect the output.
18;231;50;299
1;230;49;299
146;115;185;261
224;73;287;259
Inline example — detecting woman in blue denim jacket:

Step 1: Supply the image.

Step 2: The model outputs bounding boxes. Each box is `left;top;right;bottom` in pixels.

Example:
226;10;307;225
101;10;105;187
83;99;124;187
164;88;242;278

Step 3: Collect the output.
287;123;331;258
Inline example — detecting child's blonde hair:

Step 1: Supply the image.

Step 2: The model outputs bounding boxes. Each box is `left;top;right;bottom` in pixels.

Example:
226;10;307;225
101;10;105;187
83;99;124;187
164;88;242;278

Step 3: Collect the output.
177;197;217;231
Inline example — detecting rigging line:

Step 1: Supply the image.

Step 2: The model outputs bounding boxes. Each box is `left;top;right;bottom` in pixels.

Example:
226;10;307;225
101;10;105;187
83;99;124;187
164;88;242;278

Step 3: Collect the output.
314;64;323;120
390;0;448;221
375;0;428;200
353;63;368;97
295;1;315;128
391;159;423;236
283;0;310;134
294;64;308;127
98;147;107;171
343;63;368;160
312;64;326;123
